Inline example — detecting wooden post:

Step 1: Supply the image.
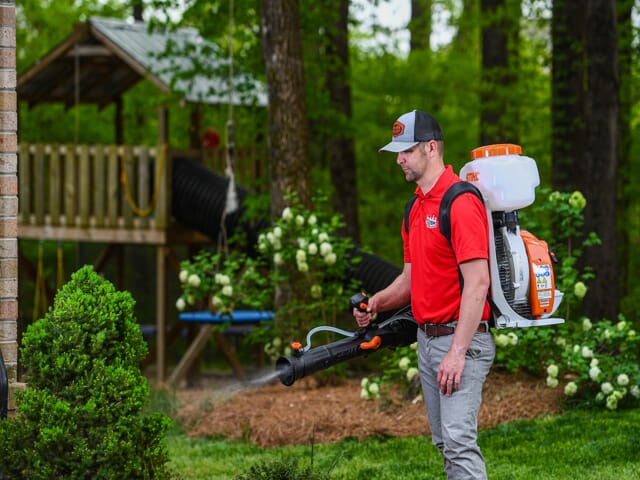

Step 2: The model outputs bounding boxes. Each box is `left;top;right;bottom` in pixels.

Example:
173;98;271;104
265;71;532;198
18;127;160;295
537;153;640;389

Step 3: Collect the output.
49;145;61;227
78;144;90;228
156;245;167;383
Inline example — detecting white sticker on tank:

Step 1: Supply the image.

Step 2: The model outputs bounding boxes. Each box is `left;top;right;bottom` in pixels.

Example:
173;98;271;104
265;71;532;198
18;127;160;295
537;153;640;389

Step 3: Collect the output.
534;264;552;291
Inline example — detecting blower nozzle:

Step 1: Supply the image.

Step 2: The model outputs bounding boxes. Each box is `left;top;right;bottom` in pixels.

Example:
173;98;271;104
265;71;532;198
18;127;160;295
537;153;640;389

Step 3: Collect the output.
276;308;417;386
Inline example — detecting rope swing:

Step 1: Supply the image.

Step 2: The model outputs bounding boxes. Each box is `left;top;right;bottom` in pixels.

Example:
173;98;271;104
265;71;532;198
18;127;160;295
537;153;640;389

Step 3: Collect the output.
217;0;238;257
223;0;238;217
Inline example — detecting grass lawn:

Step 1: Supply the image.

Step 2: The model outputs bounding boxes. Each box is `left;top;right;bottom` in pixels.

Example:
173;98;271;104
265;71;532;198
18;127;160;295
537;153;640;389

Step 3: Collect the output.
166;408;640;479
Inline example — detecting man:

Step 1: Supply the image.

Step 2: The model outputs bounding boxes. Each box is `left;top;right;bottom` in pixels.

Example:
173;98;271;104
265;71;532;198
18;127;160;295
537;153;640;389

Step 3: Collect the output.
353;110;495;479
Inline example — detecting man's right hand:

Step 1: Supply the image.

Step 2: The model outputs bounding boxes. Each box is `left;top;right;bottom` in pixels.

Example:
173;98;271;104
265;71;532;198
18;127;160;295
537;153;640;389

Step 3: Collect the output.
353;294;380;328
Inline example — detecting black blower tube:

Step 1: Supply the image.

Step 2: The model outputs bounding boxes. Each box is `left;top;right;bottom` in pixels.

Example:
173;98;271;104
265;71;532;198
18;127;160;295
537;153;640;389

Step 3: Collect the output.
276;308;417;386
171;157;270;252
170;156;403;295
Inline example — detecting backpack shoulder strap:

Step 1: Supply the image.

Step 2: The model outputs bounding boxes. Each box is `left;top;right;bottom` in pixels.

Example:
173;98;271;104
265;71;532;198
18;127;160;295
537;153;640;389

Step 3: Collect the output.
439;181;484;243
403;195;418;234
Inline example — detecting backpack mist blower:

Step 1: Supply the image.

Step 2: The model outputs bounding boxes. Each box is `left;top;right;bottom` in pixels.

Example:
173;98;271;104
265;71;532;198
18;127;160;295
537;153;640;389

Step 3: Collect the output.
276;144;564;386
461;144;564;328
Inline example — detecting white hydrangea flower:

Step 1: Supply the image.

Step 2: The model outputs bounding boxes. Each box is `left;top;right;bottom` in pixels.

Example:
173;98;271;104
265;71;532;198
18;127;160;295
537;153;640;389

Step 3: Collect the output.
617;374;630;387
546;376;559;388
324;252;337;265
272;337;282;348
581;346;593;358
582;317;592;331
307;242;318;255
630;385;640;399
368;383;380;395
601;382;614;395
274;253;283;265
361;377;370;388
507;332;518;346
555;337;566;347
211;296;223;308
176;297;186;311
564;381;578;396
282;207;293;220
297;238;307;249
590;358;599;368
606;395;618;410
573;345;580;353
318;232;329;243
310;284;322;299
320;242;333;256
494;334;510;348
295;215;305;226
617;320;627;331
604;329;611;339
266;232;275;244
215;273;230;286
628;329;636;338
308;214;317;225
589;366;601;381
547;364;559;378
398;357;411;371
410;342;418;350
298;262;309;272
179;270;189;283
407;367;419;382
360;389;371;400
272;238;282;250
188;274;201;287
221;285;233;297
273;226;283;239
296;249;307;262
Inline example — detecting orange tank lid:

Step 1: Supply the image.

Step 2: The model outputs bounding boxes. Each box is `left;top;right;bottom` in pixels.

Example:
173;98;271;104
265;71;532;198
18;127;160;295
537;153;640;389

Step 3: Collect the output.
470;143;522;160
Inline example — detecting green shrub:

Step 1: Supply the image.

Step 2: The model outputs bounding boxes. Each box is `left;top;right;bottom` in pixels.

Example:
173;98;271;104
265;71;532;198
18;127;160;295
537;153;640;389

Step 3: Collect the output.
0;265;173;479
234;457;330;480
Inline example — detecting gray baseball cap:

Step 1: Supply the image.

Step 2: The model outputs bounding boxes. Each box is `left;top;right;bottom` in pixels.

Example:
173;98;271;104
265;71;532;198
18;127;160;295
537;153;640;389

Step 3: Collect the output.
379;110;443;153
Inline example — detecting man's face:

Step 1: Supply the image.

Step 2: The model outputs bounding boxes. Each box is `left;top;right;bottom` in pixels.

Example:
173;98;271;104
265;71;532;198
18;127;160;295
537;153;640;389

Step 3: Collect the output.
396;143;427;183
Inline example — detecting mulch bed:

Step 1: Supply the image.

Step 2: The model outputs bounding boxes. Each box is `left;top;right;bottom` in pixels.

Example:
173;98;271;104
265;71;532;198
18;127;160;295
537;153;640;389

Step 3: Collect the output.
175;369;565;448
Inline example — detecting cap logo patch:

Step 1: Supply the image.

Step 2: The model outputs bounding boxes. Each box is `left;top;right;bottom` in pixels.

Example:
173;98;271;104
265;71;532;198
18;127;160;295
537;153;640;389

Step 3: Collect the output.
392;121;405;138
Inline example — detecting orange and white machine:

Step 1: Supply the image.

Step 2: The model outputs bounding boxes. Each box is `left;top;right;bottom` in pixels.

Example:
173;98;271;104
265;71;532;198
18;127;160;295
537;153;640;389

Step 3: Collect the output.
460;144;564;329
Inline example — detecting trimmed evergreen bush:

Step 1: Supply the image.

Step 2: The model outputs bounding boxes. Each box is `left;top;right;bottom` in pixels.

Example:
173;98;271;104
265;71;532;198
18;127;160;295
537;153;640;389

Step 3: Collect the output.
0;265;173;479
234;457;330;480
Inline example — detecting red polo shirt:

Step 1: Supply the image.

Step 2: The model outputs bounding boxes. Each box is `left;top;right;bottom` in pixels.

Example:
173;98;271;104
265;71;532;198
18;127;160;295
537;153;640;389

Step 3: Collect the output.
402;165;491;324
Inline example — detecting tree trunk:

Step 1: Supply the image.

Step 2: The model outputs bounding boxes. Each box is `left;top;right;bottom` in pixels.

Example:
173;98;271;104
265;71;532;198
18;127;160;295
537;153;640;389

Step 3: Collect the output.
479;0;520;145
261;0;312;217
616;0;633;300
580;0;619;320
322;0;360;242
409;0;432;52
551;0;586;192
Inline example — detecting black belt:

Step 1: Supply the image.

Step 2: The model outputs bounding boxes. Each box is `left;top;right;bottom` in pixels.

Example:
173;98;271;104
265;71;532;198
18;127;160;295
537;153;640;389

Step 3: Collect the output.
418;321;489;337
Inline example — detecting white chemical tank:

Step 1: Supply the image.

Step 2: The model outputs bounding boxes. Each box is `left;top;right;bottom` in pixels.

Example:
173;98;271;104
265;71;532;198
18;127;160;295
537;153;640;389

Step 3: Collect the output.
459;144;540;211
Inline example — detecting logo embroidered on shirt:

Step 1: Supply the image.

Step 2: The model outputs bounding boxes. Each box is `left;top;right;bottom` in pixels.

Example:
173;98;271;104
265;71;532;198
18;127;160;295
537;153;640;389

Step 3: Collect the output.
425;215;438;228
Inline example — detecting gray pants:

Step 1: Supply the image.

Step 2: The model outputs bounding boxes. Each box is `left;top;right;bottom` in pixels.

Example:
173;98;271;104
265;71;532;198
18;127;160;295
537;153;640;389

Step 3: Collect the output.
417;328;495;480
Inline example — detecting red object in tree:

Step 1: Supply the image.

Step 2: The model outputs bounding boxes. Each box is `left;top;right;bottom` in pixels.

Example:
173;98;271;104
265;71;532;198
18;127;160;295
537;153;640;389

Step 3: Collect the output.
203;128;221;149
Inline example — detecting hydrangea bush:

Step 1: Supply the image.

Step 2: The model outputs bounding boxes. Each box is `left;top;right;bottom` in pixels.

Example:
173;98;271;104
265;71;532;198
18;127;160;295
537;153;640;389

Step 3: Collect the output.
362;190;639;411
177;196;358;362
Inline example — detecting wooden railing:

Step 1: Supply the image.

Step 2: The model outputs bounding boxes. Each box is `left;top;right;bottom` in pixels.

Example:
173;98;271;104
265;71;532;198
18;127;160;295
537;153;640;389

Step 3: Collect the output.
17;143;267;244
19;143;172;232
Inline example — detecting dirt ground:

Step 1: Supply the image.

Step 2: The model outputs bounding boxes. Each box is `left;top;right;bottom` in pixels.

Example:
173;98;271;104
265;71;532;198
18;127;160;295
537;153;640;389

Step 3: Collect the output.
175;369;565;448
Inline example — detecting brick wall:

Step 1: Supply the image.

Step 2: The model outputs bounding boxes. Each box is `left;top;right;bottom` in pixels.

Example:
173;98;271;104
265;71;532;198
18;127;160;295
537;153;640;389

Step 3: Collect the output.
0;0;19;411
